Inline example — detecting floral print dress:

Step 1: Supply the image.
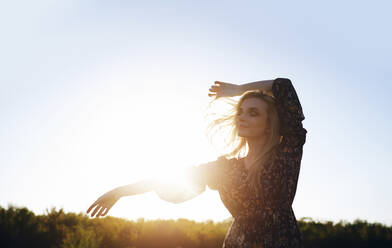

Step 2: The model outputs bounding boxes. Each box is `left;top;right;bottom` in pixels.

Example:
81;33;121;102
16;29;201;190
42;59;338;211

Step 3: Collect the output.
155;78;307;248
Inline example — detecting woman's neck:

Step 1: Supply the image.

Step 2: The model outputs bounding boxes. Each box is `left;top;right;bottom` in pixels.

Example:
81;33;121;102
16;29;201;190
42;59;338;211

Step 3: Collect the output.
245;136;267;164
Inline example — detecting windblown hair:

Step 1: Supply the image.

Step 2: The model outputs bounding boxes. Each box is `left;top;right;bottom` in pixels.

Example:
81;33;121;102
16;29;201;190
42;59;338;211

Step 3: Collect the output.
205;90;282;194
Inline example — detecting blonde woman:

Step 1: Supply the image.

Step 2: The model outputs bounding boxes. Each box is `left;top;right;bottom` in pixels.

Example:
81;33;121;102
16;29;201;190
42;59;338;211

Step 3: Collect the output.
87;78;307;248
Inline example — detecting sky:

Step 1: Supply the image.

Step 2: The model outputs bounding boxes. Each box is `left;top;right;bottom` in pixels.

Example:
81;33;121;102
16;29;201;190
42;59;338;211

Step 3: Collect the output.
1;0;391;225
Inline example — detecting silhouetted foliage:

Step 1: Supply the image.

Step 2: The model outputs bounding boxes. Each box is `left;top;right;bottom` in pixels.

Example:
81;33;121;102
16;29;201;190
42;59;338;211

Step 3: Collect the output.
0;205;391;247
298;217;392;248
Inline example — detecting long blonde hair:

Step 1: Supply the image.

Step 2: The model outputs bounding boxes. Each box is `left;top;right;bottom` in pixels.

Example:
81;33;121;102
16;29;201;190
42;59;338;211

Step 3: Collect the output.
205;90;282;194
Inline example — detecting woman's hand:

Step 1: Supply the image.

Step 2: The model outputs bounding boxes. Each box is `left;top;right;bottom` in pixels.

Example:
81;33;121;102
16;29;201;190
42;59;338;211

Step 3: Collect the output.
86;187;123;218
208;81;243;98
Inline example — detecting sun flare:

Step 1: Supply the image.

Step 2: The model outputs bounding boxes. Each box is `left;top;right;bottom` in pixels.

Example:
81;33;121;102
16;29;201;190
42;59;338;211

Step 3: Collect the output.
148;166;206;203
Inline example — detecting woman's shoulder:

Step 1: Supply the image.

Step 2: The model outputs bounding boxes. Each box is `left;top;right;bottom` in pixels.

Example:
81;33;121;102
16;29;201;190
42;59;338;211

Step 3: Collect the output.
217;156;239;167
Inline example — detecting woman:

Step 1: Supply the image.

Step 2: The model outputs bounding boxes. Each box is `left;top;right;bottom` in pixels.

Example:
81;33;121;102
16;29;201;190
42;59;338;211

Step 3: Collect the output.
87;78;307;248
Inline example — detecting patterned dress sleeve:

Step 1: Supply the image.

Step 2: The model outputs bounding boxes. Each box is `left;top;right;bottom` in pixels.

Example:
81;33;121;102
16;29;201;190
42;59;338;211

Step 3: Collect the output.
266;78;307;207
187;156;230;191
272;78;307;146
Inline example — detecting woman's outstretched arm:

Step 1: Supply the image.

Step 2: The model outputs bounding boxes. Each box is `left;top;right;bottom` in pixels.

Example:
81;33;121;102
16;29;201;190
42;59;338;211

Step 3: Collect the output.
87;179;157;218
86;160;219;218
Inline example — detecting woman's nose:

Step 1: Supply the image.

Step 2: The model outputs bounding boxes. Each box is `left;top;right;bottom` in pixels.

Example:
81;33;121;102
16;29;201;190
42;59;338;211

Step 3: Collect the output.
238;114;246;122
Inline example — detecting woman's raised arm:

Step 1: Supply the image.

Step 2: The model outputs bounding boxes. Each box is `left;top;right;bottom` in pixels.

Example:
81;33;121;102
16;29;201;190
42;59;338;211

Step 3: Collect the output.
271;78;307;145
209;78;306;144
208;80;274;98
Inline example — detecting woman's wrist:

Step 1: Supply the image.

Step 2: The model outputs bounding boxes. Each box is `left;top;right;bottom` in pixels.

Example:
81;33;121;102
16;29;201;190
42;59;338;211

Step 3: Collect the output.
115;179;156;198
236;84;246;96
114;186;127;198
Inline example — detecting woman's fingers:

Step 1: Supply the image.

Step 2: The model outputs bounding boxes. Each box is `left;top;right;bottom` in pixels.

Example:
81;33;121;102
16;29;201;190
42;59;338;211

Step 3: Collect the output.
209;81;230;94
209;85;219;92
209;80;239;98
87;203;109;218
96;206;106;218
87;192;118;217
101;207;110;216
90;205;102;217
101;203;115;216
87;202;98;214
215;81;230;85
209;83;222;97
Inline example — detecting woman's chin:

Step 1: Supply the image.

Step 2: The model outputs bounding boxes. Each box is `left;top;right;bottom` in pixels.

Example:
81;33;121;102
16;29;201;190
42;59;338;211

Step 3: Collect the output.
238;131;265;139
238;131;250;138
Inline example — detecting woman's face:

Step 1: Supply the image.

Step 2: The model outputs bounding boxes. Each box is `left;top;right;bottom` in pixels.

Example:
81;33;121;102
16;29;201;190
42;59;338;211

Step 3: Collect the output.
236;97;270;139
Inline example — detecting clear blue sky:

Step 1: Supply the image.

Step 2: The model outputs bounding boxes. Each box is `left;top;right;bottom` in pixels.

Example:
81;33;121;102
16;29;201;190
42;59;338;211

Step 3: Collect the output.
1;1;391;225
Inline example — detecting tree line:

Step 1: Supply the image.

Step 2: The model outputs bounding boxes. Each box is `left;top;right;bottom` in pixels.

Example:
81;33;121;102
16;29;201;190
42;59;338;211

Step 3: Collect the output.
0;205;391;248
